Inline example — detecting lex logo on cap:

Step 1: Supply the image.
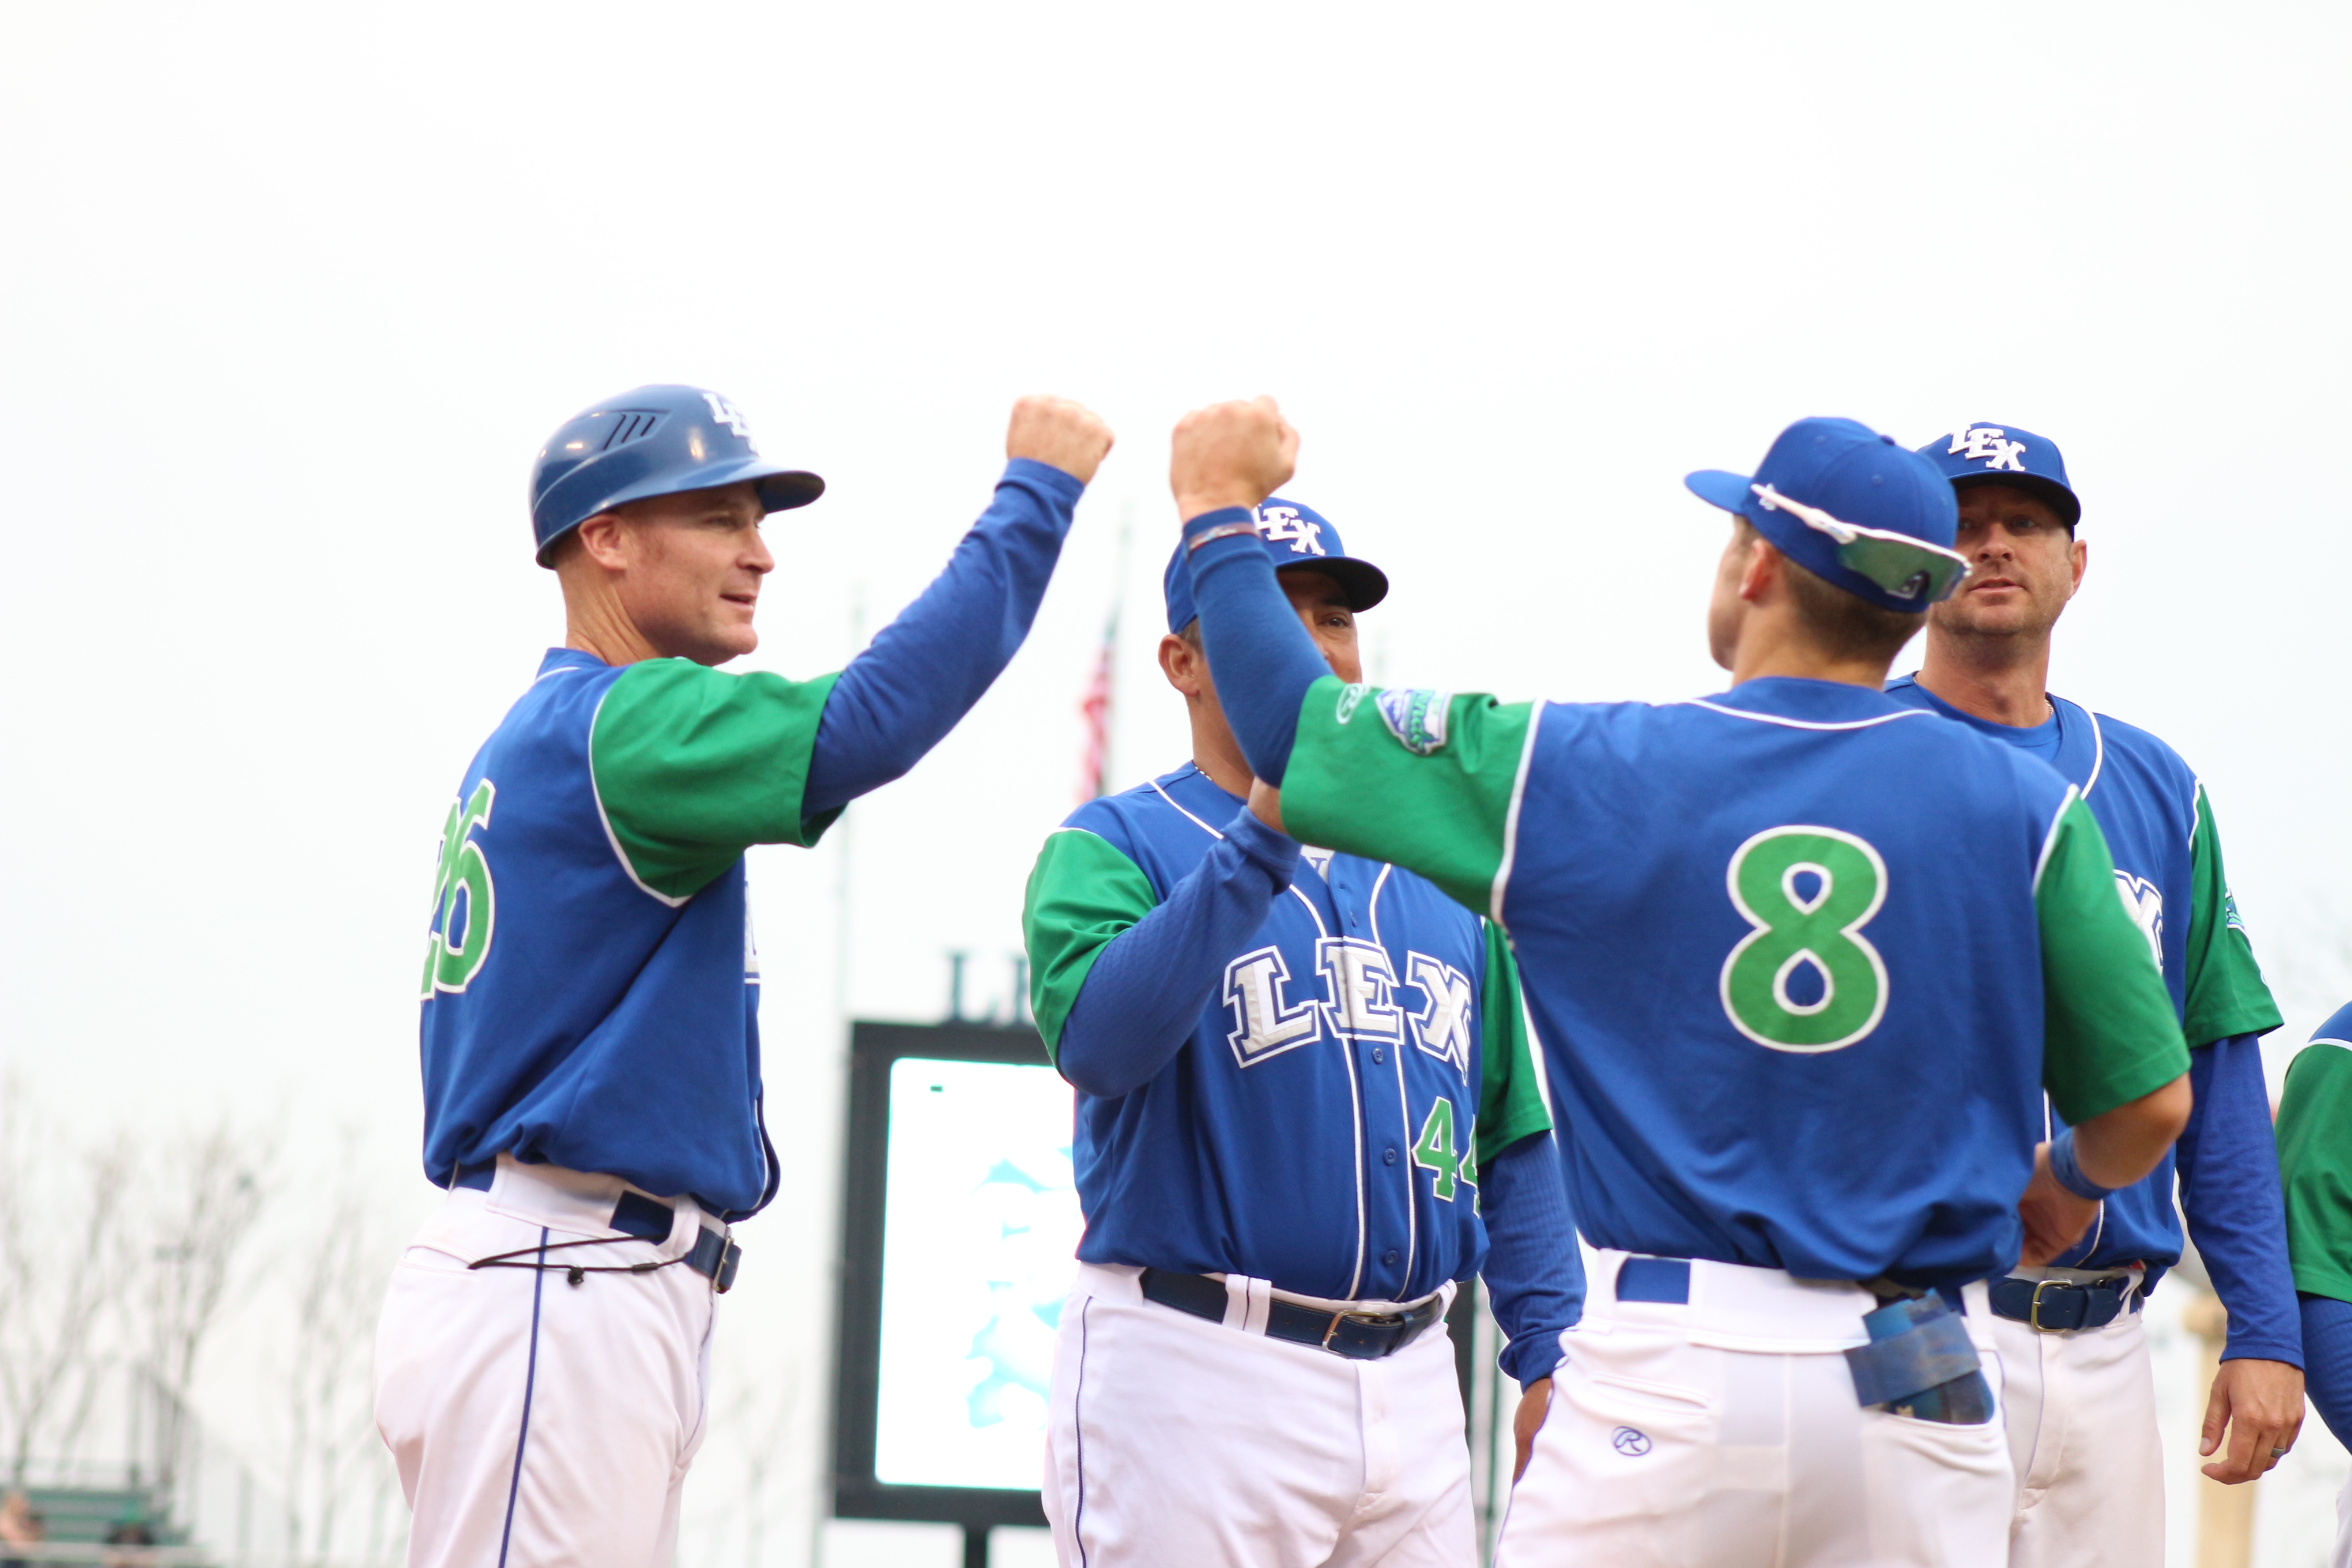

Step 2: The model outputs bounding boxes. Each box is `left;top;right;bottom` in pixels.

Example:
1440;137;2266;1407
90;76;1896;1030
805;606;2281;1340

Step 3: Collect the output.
1948;425;2027;472
1258;506;1328;556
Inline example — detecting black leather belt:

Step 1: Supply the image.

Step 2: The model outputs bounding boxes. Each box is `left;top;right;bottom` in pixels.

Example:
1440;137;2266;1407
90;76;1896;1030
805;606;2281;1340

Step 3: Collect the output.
455;1161;741;1292
1139;1268;1444;1360
1989;1273;2136;1333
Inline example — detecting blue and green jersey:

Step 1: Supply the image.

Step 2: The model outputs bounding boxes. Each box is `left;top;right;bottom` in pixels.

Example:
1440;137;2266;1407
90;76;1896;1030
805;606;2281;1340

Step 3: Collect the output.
1885;678;2293;1362
1268;674;2189;1289
419;649;834;1218
418;458;1085;1217
1024;764;1552;1307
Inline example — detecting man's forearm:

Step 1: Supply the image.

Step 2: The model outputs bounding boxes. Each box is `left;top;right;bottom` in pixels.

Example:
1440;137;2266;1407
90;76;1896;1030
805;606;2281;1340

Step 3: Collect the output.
2178;1034;2303;1363
1182;510;1328;785
2302;1296;2352;1448
805;460;1081;815
1056;810;1298;1098
1480;1133;1583;1387
2072;1073;2193;1190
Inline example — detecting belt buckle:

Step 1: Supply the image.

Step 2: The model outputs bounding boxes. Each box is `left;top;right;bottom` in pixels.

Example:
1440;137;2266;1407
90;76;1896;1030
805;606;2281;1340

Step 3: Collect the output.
2027;1278;2072;1332
1322;1309;1399;1353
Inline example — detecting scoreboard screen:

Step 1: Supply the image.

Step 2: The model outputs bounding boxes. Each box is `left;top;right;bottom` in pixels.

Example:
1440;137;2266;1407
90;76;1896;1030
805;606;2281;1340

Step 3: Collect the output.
831;1021;1077;1531
871;1056;1083;1490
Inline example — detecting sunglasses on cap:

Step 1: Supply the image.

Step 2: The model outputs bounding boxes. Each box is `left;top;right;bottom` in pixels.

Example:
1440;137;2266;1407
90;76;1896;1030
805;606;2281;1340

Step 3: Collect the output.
1751;484;1971;606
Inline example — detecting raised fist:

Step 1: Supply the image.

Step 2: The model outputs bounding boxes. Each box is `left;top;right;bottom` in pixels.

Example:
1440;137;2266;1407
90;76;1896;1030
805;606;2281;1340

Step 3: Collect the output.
1169;397;1298;521
1007;396;1115;485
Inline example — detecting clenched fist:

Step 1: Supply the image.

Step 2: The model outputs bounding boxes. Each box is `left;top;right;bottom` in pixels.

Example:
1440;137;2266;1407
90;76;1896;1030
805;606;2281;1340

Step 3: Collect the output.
1170;397;1298;521
1007;396;1115;486
2016;1141;2100;1267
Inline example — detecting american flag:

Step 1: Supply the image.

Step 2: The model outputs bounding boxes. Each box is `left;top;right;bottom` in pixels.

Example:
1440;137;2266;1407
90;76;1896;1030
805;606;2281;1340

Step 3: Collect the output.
1077;604;1117;803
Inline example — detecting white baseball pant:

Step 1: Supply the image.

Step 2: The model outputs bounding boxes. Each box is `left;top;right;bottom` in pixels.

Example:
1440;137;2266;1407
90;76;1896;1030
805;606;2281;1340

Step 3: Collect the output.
1497;1252;2012;1568
1044;1263;1473;1567
374;1156;722;1568
1989;1267;2160;1568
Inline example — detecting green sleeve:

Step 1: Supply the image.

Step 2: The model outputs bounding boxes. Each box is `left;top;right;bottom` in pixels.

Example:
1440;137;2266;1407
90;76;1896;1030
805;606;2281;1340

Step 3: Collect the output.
1022;828;1160;1063
1282;677;1536;916
1474;921;1551;1168
2278;1042;2352;1303
2036;794;2192;1122
2181;784;2283;1047
589;660;843;900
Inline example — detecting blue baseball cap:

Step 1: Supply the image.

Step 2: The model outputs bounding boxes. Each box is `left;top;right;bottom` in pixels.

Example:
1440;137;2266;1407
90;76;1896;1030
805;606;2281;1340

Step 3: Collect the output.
1915;422;2080;528
1162;498;1390;634
1686;417;1969;611
529;385;825;565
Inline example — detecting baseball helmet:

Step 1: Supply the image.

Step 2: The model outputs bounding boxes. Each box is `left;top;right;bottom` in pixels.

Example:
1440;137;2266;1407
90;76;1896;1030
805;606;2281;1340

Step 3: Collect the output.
1915;422;2081;528
528;385;824;565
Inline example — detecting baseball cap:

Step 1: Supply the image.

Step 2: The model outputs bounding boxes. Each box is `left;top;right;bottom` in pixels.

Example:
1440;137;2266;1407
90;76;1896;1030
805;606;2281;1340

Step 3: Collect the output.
1162;498;1390;634
1686;417;1968;612
1916;423;2081;528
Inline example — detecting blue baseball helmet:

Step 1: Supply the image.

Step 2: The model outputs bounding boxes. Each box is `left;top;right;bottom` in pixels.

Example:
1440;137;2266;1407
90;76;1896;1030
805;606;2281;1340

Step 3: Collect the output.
1162;497;1390;634
527;385;824;565
1915;422;2081;527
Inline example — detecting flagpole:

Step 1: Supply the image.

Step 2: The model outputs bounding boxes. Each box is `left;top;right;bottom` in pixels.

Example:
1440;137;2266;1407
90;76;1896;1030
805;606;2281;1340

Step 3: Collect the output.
1078;498;1136;803
1104;497;1134;793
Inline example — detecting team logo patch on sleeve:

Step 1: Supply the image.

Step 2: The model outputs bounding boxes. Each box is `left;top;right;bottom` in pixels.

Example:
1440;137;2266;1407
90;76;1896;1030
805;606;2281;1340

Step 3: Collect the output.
1375;688;1452;755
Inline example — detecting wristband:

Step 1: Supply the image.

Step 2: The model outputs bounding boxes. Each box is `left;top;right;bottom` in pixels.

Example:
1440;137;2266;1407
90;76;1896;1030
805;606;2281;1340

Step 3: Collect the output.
2048;1128;2117;1202
1183;505;1260;551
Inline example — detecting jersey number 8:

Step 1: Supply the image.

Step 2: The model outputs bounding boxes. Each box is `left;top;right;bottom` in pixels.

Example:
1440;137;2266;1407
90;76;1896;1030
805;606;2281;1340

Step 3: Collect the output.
1718;825;1889;1054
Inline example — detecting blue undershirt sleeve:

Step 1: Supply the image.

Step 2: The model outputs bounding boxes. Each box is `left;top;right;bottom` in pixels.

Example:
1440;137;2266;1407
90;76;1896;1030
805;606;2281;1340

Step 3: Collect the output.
2176;1032;2303;1366
804;459;1084;817
1478;1131;1583;1388
2301;1294;2352;1448
1054;808;1301;1099
1182;510;1328;786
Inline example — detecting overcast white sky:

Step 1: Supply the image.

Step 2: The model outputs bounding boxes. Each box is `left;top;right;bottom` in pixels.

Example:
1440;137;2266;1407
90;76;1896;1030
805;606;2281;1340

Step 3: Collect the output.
3;2;2348;1561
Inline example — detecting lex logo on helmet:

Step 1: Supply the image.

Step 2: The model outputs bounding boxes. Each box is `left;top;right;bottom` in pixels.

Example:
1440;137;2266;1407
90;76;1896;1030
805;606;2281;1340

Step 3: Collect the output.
1257;506;1327;555
700;391;757;451
1947;425;2027;472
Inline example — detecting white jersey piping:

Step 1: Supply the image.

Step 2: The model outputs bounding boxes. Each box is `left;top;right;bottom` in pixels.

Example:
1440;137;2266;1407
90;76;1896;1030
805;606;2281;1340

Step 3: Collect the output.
1151;776;1228;840
2031;783;2083;894
1683;698;1937;732
586;687;693;910
1367;864;1417;1285
1490;704;1546;926
2080;704;2106;798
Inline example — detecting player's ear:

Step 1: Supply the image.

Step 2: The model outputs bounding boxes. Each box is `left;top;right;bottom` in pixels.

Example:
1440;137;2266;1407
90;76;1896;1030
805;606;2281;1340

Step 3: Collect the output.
1159;632;1203;698
572;512;634;572
1738;533;1784;604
